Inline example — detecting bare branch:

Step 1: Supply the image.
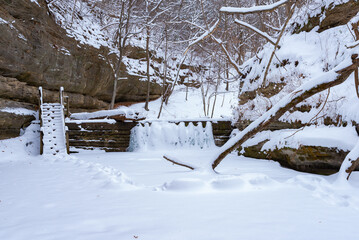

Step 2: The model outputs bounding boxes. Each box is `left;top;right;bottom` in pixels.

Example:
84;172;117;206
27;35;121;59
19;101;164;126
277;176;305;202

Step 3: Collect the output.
346;40;359;49
264;22;281;32
262;5;294;86
211;36;244;76
234;19;278;46
220;0;289;15
163;155;195;170
184;19;220;54
184;20;244;76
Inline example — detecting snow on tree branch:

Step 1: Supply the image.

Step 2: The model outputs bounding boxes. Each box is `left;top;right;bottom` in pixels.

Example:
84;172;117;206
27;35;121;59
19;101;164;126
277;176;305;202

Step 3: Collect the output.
184;19;244;76
346;40;359;49
211;35;244;76
163;20;221;107
234;19;277;46
184;19;220;54
211;55;359;170
220;0;289;15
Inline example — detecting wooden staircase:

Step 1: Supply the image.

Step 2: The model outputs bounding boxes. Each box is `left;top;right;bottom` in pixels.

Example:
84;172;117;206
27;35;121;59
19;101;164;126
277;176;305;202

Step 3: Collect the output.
39;87;69;155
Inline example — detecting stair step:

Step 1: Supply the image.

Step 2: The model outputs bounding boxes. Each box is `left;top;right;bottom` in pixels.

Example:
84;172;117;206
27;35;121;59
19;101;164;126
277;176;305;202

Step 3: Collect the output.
42;117;62;119
42;107;62;109
43;103;61;106
42;112;62;114
40;101;67;155
42;111;62;114
42;108;61;110
43;119;62;121
43;120;62;122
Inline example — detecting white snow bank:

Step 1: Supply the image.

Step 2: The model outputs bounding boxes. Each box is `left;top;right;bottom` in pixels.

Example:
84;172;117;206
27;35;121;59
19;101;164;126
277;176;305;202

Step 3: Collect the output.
242;125;359;151
70;106;144;120
129;86;237;120
161;178;208;191
162;173;280;192
0;107;36;116
0;123;40;161
159;173;280;192
1;127;359;239
65;119;116;124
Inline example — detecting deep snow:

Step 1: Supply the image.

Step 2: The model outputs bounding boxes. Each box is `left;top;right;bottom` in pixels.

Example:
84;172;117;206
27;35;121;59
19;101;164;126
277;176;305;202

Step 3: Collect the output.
1;1;359;239
0;123;359;240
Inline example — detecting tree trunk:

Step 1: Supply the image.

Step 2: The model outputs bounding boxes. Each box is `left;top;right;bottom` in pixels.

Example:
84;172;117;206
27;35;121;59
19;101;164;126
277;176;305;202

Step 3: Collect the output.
110;49;124;110
110;74;118;110
200;79;206;116
262;5;294;87
211;68;221;118
158;24;168;119
110;0;131;110
144;25;151;111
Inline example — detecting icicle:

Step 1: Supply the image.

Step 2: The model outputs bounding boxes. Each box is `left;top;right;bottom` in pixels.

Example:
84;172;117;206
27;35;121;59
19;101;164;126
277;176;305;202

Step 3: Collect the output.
129;121;216;152
204;122;215;148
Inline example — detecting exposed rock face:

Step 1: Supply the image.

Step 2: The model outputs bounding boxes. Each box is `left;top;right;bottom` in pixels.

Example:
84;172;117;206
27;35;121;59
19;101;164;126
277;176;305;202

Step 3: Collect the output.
0;0;161;108
0;104;35;139
319;1;359;32
239;82;286;105
239;141;356;175
0;76;108;109
0;112;35;139
0;93;36;139
295;0;359;33
0;0;163;139
235;120;305;131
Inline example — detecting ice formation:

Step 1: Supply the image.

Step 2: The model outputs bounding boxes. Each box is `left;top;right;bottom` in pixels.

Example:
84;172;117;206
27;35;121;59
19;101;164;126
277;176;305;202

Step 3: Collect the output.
129;121;215;151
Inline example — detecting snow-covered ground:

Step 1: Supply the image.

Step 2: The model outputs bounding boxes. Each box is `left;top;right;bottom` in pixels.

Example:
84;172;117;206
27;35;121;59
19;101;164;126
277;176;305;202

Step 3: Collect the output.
130;86;238;120
2;1;359;239
242;125;359;152
1;123;359;240
70;85;238;121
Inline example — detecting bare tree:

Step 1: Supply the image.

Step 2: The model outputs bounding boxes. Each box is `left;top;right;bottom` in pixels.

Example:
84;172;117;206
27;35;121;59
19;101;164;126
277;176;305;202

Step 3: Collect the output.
142;0;165;111
109;0;137;110
220;0;294;86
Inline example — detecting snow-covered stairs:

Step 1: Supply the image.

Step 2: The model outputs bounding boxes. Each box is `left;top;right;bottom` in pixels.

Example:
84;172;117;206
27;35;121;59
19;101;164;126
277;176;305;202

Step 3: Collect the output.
41;103;67;155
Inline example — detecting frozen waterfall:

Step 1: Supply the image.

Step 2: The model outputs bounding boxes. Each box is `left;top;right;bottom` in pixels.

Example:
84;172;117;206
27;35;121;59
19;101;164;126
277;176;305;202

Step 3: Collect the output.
129;121;215;151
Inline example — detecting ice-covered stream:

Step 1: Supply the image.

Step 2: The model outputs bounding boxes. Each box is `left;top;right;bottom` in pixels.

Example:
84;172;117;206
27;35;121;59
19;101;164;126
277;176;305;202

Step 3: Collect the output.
129;121;215;151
